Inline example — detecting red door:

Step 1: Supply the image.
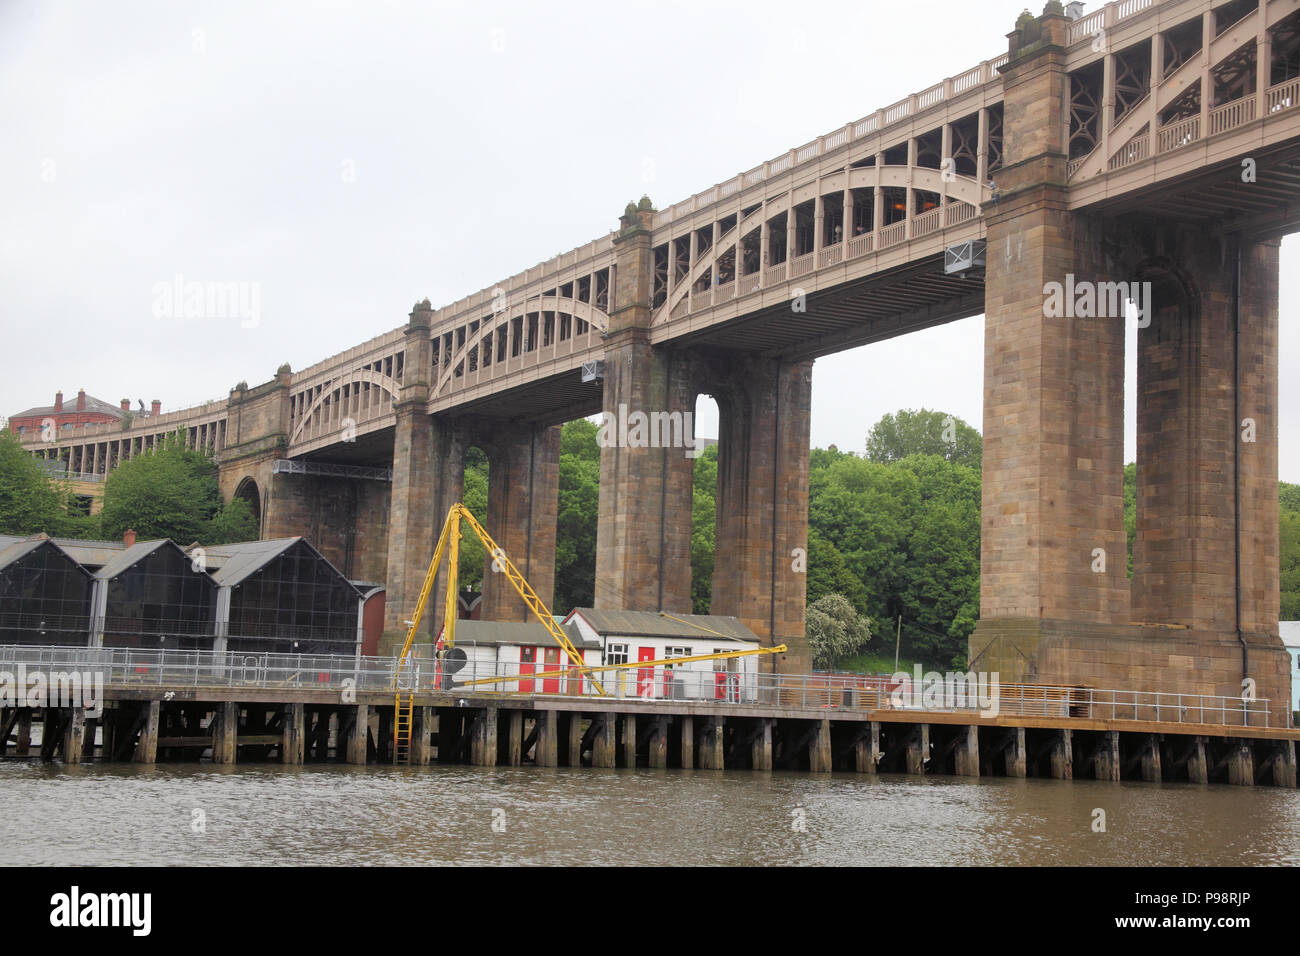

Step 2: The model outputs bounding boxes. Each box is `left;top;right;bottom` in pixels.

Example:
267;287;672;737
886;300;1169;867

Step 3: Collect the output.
519;647;536;693
636;646;656;698
542;648;561;694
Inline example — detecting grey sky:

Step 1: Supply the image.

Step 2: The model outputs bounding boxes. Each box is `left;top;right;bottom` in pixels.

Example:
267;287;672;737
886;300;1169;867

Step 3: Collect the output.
2;0;1296;480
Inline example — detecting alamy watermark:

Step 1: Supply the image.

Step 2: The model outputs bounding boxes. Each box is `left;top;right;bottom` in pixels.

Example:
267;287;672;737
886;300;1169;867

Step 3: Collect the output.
889;665;1001;718
151;274;261;328
596;403;704;458
1043;274;1151;328
0;666;104;717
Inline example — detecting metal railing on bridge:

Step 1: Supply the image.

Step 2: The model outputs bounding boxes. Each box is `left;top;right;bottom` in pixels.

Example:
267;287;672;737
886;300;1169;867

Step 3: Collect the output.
0;645;1276;729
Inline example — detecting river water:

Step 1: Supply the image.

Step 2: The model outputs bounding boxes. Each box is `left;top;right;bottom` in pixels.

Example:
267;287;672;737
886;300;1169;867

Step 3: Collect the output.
3;761;1299;866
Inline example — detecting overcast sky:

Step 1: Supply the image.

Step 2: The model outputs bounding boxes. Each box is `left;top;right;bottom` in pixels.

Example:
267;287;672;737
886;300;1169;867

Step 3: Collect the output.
2;0;1296;480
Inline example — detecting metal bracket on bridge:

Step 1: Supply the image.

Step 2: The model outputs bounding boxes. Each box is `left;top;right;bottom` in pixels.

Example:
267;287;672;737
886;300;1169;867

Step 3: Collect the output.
272;459;393;482
580;360;605;384
944;239;987;276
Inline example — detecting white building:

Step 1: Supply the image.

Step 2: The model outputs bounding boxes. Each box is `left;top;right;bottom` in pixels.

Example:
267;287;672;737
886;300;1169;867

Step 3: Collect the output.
564;608;762;702
421;619;602;694
1281;622;1300;713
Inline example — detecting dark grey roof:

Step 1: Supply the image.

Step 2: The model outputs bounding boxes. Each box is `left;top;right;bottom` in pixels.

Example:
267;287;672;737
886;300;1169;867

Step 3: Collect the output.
566;609;759;643
95;539;214;585
196;537;359;594
445;619;600;651
11;394;126;420
0;537;92;576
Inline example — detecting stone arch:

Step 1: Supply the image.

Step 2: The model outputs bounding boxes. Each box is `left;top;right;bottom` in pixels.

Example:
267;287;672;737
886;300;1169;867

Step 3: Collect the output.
234;476;262;536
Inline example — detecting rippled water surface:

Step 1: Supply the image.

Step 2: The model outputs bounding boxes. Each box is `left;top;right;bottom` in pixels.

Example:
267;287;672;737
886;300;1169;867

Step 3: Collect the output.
3;761;1299;865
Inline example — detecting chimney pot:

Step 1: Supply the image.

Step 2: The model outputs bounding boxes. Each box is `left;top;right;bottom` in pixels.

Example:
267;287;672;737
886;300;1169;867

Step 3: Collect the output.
151;399;161;416
54;390;64;413
123;529;136;547
76;389;86;411
120;399;130;411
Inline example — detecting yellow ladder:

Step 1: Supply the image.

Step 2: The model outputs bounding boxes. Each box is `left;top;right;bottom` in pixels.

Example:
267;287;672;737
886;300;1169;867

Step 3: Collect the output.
393;692;414;764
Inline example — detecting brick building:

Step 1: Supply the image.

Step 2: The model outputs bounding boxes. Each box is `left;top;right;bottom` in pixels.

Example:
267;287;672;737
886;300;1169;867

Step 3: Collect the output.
8;390;161;440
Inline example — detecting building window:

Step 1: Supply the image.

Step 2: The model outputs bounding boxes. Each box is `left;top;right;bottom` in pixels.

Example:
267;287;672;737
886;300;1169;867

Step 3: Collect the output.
607;642;628;666
664;646;692;660
16;426;25;436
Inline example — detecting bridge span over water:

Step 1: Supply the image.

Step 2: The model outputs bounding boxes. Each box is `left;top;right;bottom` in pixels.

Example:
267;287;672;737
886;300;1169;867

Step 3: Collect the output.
24;0;1300;711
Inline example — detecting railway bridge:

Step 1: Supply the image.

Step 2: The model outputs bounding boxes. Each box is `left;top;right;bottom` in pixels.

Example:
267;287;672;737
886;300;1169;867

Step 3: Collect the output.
24;0;1300;707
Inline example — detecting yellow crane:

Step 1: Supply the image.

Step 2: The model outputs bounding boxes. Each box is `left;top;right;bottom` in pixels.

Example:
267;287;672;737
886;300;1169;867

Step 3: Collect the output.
391;502;787;763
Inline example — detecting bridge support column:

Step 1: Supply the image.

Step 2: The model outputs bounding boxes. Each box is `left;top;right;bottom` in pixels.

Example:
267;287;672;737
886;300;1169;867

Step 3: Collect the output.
384;301;453;652
970;9;1130;685
594;201;696;615
480;422;561;622
1050;729;1073;780
954;725;980;777
709;356;814;673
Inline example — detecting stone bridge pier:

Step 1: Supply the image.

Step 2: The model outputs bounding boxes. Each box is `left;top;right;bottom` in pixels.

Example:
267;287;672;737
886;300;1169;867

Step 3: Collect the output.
591;203;814;673
969;6;1291;714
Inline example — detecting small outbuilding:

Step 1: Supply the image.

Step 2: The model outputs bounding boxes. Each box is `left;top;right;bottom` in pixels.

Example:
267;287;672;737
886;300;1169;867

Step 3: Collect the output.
564;608;762;702
420;619;602;693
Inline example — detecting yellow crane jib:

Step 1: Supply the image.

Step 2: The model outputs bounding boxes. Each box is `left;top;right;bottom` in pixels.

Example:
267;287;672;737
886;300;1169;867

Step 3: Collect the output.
393;503;607;700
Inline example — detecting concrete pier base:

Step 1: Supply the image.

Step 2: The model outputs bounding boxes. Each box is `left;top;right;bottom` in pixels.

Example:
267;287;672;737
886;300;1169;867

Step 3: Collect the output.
752;718;773;771
282;703;305;765
132;701;160;764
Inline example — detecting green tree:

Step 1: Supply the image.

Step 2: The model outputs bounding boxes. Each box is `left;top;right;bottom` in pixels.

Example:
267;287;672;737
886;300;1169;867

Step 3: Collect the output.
865;408;982;469
100;431;227;544
1282;481;1300;621
458;446;489;589
1124;462;1136;577
0;430;75;535
805;593;872;669
203;495;258;545
554;419;600;614
691;443;718;612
